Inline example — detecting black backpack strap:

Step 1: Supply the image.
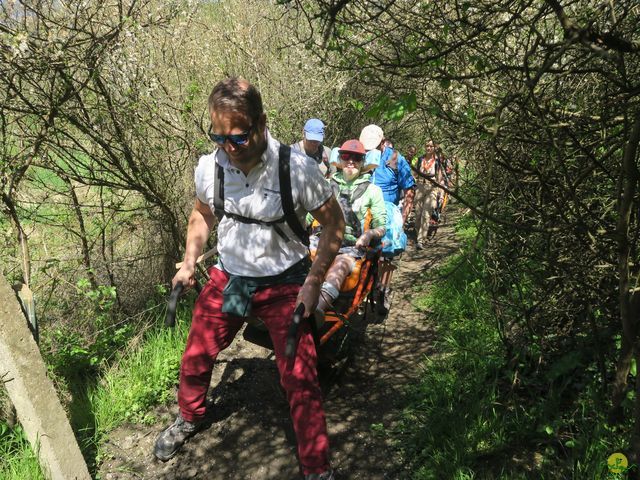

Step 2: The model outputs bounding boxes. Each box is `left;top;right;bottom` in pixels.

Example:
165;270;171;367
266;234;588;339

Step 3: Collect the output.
321;146;331;177
212;146;309;247
330;179;340;198
278;144;309;246
331;179;370;244
213;163;225;220
351;181;370;203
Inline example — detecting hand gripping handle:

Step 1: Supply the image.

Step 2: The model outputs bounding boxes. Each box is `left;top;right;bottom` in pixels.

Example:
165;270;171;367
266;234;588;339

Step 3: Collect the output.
285;303;307;358
165;282;184;327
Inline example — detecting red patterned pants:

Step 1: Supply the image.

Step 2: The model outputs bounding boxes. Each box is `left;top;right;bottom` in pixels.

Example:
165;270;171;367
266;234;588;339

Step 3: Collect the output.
178;266;330;475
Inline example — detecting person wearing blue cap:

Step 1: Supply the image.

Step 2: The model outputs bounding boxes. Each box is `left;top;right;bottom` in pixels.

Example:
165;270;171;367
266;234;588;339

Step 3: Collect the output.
292;118;333;177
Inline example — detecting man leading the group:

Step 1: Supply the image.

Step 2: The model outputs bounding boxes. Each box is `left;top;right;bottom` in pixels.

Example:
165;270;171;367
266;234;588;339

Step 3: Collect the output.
291;118;333;177
154;77;344;480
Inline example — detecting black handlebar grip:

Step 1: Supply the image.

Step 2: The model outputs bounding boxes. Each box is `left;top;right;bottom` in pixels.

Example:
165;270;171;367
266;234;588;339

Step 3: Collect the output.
285;303;307;358
165;282;184;327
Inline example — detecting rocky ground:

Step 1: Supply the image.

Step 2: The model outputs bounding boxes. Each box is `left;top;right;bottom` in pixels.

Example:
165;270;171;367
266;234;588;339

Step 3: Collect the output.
98;211;460;480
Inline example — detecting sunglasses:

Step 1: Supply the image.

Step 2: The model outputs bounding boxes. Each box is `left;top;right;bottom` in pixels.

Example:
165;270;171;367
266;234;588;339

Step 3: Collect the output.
208;124;253;146
339;152;364;163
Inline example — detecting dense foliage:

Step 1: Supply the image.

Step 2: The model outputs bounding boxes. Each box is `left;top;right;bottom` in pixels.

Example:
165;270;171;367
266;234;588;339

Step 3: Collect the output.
401;216;625;478
2;0;640;477
284;0;640;470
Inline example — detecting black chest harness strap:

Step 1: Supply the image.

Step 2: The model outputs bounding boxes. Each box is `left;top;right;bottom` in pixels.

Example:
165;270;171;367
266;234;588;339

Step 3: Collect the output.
213;144;310;246
329;179;370;244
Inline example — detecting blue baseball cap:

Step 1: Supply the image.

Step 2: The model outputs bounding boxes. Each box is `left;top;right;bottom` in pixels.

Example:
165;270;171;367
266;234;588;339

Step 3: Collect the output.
303;118;325;142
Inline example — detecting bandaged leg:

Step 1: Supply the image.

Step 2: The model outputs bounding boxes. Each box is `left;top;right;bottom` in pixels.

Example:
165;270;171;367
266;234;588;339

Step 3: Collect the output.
314;254;356;325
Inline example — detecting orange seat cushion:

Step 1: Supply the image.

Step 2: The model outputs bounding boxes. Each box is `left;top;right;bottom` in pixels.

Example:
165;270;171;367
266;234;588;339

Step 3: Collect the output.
309;249;364;293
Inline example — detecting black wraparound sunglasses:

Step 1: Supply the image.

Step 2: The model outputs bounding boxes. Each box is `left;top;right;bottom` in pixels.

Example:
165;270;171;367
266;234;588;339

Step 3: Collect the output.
208;124;254;146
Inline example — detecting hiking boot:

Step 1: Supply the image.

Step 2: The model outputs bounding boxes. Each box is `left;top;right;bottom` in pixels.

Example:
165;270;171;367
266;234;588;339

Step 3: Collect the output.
376;287;390;316
383;289;391;312
415;242;424;251
305;469;335;480
154;413;201;461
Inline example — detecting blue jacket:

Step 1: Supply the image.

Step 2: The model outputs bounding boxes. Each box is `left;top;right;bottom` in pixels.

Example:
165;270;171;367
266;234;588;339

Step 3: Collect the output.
372;148;416;205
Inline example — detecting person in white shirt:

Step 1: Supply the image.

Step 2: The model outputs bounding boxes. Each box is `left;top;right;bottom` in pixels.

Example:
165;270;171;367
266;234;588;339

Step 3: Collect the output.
154;77;343;480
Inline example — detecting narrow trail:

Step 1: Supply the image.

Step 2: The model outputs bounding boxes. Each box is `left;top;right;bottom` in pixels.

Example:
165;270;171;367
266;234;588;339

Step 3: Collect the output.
99;209;460;480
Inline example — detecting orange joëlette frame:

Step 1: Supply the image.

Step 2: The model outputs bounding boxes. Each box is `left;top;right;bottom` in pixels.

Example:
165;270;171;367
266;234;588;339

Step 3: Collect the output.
310;209;376;344
319;251;378;345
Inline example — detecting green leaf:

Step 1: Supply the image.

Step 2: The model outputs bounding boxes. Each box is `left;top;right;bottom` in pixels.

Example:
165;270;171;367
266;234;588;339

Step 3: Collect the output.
350;99;364;111
465;106;476;123
365;94;391;118
387;103;406;120
367;92;418;121
402;92;417;112
546;351;583;381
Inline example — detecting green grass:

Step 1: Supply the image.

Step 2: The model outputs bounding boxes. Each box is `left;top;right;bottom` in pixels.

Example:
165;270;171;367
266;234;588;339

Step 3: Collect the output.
0;424;45;480
29;165;68;191
399;230;508;479
0;303;191;479
396;214;632;479
90;306;190;443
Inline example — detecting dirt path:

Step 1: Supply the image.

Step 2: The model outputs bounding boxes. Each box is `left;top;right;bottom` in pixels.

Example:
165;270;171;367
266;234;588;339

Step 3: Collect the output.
99;212;460;480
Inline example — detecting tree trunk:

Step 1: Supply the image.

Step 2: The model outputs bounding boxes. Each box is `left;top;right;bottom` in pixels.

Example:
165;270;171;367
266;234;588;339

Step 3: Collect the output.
61;174;98;289
610;110;640;465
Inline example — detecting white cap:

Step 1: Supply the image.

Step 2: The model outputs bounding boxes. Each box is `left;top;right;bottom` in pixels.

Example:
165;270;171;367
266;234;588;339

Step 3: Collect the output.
359;124;384;150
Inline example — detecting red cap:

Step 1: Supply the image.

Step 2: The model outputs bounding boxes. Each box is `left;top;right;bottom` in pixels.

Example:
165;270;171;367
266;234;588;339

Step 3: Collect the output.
338;139;366;155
